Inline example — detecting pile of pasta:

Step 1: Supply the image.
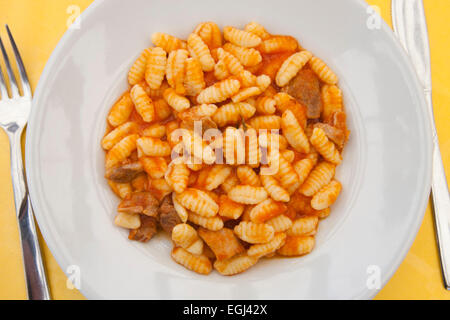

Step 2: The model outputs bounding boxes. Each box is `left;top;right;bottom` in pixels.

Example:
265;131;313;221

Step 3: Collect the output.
102;21;349;276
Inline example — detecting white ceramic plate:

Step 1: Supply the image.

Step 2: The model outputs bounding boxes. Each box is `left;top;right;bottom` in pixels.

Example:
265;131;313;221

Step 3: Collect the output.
26;0;432;299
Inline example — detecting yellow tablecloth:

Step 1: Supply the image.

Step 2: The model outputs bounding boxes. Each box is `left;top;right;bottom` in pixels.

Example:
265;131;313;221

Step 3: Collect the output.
0;0;448;300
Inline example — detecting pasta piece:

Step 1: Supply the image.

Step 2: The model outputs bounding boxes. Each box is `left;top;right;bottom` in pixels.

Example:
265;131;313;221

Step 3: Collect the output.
321;85;343;121
176;188;219;217
238;70;257;87
245;128;259;168
212;103;242;127
299;161;336;197
281;150;295;163
171;247;212;275
311;180;342;210
128;48;151;85
150;178;172;201
231;87;261;103
166;49;189;94
234;221;274;244
198;228;245;261
137;137;171;157
270;152;301;195
108;92;134;127
310;127;342;165
204;164;232;190
187;33;215;72
318;207;331;219
237;166;260;187
172;192;188;223
309;56;338;85
274;92;307;128
184;58;206;96
260;175;290;202
266;214;293;232
293;159;315;186
223;26;262;48
214;59;230;80
221;171;239;193
142;123;166;138
165;162;190;193
188;212;224;231
217;48;244;75
179;104;218;122
256;75;271;92
281;109;310;153
276;51;312;87
163;88;191;112
256;96;276;115
130;84;155;122
114;212;141;229
102;122;139;150
194;22;222;49
145;80;169;99
145;47;167;90
105;134;139;169
259;36;298;53
288;216;318;236
250;198;287;223
228;185;268;205
223;43;262;67
214;254;258;276
247;115;281;130
153;98;172;121
277;236;315;256
244;21;270;40
108;180;132;199
140;156;167;179
218;195;245;219
172;223;204;255
151;32;186;52
248;232;286;258
197;78;241;104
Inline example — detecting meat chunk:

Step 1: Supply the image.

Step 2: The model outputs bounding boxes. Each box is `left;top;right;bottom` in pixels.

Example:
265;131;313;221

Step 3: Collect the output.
282;69;322;119
159;196;182;234
118;192;159;217
313;123;346;149
128;216;158;242
105;162;144;183
198;228;245;261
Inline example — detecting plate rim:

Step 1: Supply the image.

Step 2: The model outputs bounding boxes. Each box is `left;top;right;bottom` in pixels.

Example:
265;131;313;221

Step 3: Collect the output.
25;0;433;300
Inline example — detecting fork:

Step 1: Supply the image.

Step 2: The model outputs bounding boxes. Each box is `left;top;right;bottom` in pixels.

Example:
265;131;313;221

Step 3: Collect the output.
0;25;50;300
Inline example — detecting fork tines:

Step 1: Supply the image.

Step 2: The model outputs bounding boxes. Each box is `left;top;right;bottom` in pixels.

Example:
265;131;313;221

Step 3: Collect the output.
0;25;31;99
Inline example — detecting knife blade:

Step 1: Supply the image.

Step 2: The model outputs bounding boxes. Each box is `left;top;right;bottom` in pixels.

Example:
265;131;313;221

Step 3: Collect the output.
392;0;450;290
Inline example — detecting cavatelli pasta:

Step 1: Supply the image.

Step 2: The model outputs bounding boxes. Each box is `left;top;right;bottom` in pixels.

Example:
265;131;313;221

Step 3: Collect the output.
276;51;312;87
103;21;349;276
223;26;261;48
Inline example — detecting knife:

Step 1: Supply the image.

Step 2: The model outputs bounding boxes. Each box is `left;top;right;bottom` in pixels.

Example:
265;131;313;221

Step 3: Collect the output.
392;0;450;290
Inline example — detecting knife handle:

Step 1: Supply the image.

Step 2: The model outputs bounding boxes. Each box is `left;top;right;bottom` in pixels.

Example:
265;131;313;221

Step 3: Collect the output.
426;91;450;290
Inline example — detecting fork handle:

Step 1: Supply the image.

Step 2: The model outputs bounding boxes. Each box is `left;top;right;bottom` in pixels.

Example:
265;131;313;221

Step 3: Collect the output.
8;130;50;300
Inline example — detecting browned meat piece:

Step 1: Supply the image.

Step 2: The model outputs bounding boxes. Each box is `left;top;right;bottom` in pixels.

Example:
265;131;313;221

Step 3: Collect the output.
282;69;322;119
118;192;159;217
159;196;182;234
198;228;245;261
105;162;144;183
314;123;346;149
128;216;158;242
